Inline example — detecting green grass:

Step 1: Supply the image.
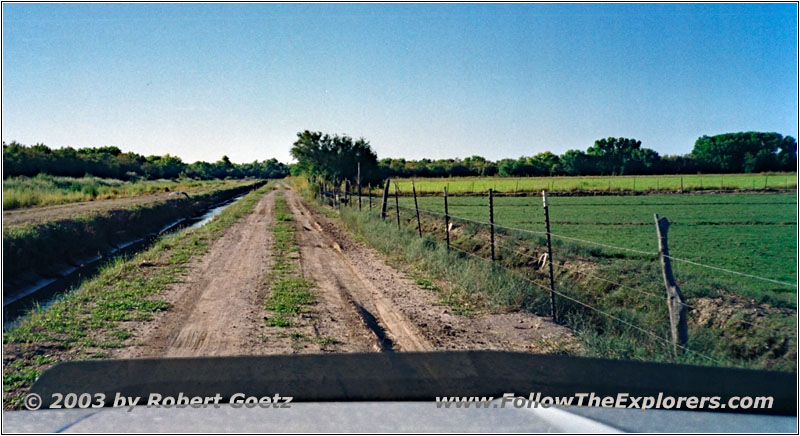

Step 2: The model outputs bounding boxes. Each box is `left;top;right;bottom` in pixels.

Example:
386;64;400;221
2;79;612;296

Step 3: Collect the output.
3;182;274;409
395;192;796;308
337;204;796;371
263;191;316;328
3;174;241;210
388;173;797;196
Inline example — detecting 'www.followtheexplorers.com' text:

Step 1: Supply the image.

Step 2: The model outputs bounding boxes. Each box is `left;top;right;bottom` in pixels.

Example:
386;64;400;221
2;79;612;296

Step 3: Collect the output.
435;392;774;411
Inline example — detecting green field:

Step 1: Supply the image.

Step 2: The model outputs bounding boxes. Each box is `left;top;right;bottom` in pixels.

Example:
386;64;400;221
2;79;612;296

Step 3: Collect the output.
389;173;797;195
2;174;238;210
391;192;796;307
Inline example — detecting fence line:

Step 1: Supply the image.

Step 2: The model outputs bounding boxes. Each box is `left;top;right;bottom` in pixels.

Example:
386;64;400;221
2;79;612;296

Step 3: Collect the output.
440;240;724;365
663;254;795;287
388;200;797;337
389;197;795;287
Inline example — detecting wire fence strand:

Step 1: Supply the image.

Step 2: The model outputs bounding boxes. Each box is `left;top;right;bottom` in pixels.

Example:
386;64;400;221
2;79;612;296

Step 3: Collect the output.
393;199;795;287
388;200;797;337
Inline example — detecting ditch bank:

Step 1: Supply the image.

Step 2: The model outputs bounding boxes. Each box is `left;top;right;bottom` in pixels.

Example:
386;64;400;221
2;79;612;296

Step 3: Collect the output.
3;181;265;310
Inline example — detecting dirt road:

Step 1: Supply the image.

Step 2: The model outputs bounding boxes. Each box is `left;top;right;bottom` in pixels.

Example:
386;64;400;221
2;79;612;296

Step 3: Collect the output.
118;185;574;358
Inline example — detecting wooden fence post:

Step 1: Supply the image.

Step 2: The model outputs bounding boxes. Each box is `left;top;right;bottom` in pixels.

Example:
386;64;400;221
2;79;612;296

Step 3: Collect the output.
542;191;557;323
380;179;390;220
333;179;338;209
368;183;372;210
394;182;401;229
654;214;689;356
444;187;450;252
412;180;422;238
489;188;495;261
357;162;362;211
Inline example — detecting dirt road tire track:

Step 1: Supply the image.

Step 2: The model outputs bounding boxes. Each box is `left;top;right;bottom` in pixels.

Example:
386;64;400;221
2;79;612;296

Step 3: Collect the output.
117;190;278;358
284;188;433;352
282;188;576;354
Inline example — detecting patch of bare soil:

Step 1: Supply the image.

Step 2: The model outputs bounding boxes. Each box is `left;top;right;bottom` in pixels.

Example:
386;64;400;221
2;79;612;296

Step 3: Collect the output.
283;189;578;354
116;191;280;358
691;292;790;329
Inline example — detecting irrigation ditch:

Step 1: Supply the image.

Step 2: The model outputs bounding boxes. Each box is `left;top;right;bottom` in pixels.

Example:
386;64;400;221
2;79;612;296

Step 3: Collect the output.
3;180;266;326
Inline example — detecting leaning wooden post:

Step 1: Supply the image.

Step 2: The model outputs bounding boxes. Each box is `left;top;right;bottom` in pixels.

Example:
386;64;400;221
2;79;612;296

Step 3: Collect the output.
393;183;401;229
542;191;557;323
380;179;390;220
654;214;688;356
412;180;422;238
444;187;450;252
489;188;495;261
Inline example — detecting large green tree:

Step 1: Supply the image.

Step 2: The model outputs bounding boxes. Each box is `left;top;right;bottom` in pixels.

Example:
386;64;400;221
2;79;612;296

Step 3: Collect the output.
585;137;660;175
692;132;797;173
290;130;381;184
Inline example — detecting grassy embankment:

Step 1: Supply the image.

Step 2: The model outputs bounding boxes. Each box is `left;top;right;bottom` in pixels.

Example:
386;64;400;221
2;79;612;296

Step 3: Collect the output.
3;182;274;409
3;174;241;210
4;180;261;284
387;173;797;195
297;178;795;371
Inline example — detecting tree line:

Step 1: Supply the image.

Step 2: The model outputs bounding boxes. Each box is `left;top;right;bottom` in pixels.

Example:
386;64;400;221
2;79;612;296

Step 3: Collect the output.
379;132;797;178
3;142;289;180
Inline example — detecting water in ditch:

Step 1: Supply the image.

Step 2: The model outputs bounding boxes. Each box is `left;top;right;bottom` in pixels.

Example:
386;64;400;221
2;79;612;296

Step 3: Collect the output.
3;192;249;330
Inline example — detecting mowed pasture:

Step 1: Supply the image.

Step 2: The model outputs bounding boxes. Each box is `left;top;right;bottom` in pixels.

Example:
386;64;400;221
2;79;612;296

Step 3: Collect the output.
391;173;797;195
393;192;797;308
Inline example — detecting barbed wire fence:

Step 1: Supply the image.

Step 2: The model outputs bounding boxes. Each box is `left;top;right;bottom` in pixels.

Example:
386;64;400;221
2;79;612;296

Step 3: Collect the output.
316;178;797;367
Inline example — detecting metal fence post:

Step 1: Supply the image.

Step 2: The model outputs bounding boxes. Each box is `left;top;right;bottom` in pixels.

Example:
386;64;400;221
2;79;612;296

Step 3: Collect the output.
412;180;422;238
489;188;495;261
394;182;401;229
542;191;557;323
444;187;450;252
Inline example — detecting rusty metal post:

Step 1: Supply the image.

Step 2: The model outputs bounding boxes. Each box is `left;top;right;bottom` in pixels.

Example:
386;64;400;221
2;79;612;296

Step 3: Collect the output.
412;180;422;238
394;182;401;229
444;187;450;252
489;188;495;261
543;191;557;323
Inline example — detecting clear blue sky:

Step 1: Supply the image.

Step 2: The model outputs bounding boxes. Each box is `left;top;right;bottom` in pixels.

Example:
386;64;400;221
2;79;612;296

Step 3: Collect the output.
2;3;797;164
